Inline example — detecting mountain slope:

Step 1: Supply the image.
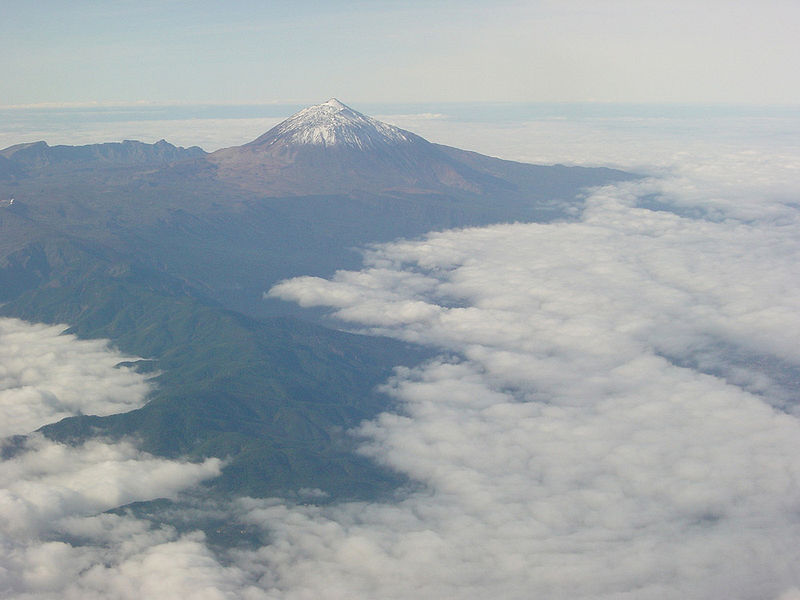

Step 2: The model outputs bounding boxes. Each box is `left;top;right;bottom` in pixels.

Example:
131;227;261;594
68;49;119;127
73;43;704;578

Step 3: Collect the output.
0;101;634;319
1;238;427;499
0;100;640;503
208;98;561;196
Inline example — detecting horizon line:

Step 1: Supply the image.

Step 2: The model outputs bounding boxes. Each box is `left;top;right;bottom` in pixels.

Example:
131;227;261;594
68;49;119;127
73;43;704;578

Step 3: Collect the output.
4;100;800;111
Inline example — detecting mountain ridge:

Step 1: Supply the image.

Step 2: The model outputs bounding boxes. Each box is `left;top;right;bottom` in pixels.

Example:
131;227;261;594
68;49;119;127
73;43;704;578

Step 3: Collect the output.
0;139;205;173
0;100;639;502
208;99;492;195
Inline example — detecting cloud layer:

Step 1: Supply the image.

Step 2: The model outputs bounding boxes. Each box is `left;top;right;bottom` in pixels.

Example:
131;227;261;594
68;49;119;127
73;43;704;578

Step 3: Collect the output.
0;322;226;599
264;173;800;597
0;434;225;599
0;318;152;437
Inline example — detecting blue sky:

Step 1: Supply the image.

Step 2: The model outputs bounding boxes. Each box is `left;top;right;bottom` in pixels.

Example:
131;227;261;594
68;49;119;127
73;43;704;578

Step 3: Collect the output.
4;0;800;106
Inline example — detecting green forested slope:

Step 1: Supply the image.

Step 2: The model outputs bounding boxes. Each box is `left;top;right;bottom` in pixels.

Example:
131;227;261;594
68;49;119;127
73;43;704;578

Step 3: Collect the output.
2;239;428;500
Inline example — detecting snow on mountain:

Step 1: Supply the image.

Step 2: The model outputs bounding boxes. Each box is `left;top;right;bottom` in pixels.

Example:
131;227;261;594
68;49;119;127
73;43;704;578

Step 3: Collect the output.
248;99;419;151
206;99;632;198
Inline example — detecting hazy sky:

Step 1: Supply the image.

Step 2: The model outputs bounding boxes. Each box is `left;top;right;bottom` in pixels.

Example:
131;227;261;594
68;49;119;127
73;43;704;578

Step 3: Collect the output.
3;0;799;106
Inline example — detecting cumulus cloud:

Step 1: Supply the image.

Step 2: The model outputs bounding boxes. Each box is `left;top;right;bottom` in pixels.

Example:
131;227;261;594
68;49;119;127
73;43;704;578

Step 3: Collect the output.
0;513;260;600
0;321;235;599
0;435;225;599
0;435;223;535
0;318;152;437
263;155;800;597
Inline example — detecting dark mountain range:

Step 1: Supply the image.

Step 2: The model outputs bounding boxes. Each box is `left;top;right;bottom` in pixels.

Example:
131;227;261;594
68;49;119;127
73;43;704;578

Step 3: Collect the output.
0;100;637;502
0;138;205;172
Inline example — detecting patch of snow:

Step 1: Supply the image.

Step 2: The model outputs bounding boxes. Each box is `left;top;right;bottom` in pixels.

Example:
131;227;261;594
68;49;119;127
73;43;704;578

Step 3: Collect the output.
263;98;417;150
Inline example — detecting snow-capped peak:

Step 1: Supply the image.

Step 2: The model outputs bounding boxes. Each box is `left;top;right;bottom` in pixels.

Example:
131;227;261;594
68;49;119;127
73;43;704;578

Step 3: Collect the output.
252;99;417;150
320;98;348;110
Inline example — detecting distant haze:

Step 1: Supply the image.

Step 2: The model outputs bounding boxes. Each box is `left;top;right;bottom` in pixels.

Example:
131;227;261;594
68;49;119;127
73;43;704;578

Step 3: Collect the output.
3;102;799;169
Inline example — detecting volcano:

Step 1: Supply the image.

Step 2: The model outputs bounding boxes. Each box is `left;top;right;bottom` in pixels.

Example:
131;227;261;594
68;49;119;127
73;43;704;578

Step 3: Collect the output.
208;98;505;195
0;100;637;501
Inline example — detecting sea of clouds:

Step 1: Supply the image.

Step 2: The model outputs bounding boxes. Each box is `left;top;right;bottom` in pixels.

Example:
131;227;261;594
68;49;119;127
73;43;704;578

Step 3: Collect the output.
2;107;800;598
0;320;224;598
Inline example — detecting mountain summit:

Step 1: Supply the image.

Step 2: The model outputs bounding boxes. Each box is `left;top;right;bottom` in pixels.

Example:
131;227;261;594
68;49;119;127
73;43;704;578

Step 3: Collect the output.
195;99;632;200
208;99;490;195
248;98;417;151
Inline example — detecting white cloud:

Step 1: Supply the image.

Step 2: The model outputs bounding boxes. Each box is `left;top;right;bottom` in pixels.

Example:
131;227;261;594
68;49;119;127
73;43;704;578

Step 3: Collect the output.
0;318;152;437
263;163;800;597
0;435;225;599
0;435;222;536
0;320;237;599
60;530;260;600
1;515;260;600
